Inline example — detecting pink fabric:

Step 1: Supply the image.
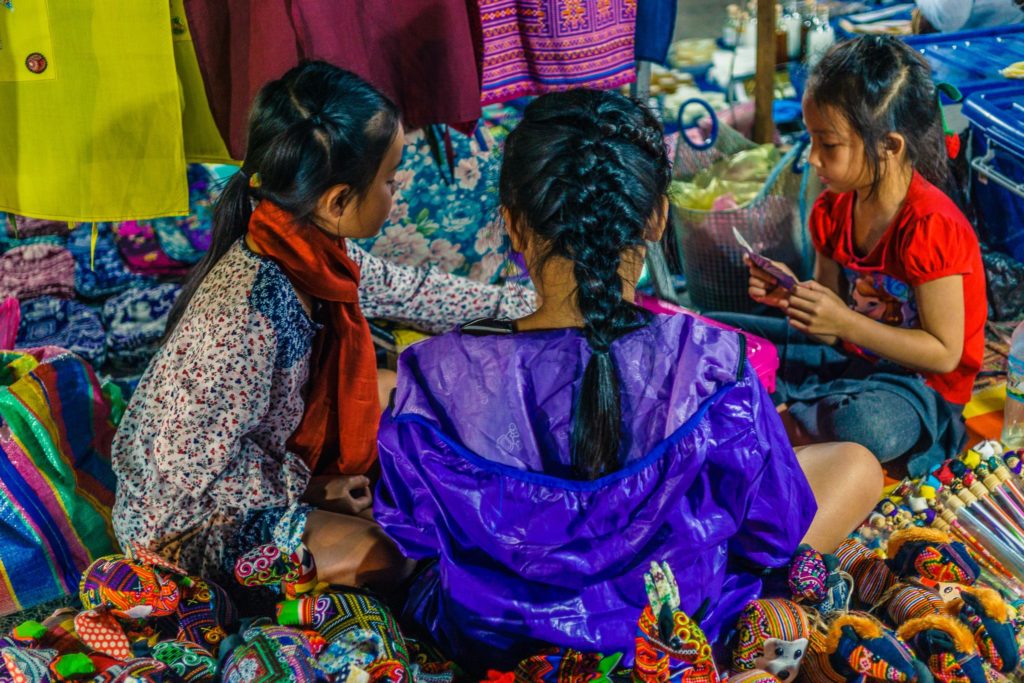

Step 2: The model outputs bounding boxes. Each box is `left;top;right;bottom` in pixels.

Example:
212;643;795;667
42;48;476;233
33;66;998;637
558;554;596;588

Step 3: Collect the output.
113;221;192;277
0;245;76;301
6;216;71;239
0;298;20;350
635;293;779;393
478;0;638;106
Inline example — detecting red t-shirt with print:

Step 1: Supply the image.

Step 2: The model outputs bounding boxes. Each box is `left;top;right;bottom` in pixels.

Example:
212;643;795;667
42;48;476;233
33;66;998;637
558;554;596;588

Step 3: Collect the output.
809;172;987;406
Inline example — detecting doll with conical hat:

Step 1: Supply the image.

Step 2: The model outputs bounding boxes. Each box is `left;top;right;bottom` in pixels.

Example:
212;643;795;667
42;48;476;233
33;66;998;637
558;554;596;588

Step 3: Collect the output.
898;614;990;683
801;612;933;683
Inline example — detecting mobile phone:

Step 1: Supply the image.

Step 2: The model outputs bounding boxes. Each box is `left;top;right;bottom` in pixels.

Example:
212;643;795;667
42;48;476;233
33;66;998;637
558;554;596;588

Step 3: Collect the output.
733;227;798;291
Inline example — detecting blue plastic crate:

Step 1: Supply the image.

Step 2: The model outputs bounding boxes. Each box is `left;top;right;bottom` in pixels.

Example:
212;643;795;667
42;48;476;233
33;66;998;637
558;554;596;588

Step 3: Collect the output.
904;24;1024;96
963;86;1024;262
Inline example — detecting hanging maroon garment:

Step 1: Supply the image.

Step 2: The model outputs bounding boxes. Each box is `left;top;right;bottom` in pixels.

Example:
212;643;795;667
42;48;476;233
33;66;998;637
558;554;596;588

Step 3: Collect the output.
183;0;482;159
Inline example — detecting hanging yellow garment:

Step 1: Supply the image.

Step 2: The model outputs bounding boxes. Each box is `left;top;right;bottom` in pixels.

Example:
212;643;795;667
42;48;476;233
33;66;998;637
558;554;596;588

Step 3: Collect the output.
170;0;236;164
0;0;188;221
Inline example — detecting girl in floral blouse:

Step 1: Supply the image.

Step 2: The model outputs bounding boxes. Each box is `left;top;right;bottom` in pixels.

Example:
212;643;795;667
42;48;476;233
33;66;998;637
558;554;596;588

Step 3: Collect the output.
111;61;533;589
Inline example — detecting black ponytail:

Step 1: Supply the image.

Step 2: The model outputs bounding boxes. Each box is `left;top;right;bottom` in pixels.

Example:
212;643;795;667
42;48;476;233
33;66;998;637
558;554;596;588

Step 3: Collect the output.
807;36;954;198
164;61;399;339
499;90;670;480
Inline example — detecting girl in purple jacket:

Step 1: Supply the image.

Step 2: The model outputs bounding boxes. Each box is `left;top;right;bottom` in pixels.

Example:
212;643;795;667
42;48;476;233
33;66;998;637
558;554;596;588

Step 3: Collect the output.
374;90;883;669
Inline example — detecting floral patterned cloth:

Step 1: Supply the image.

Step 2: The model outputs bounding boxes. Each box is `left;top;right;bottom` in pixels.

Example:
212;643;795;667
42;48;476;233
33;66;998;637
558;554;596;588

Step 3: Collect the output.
356;127;509;284
112;240;535;579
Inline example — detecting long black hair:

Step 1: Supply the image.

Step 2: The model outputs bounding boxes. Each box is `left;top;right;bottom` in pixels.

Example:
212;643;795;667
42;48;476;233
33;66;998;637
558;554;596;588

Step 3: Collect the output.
806;36;952;198
499;90;671;480
164;61;400;338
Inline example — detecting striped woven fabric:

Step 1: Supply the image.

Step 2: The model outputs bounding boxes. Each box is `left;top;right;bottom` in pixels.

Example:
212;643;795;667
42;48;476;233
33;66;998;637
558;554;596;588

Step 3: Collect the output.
478;0;637;106
0;347;118;616
886;585;943;625
834;538;898;605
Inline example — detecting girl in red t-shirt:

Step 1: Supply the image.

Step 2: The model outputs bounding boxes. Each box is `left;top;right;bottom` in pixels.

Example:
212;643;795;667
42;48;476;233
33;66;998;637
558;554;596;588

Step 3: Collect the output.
720;36;986;477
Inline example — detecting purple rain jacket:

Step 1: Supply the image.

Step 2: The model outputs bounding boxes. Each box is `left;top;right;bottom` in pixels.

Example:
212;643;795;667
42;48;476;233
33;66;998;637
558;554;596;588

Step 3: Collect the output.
374;313;816;668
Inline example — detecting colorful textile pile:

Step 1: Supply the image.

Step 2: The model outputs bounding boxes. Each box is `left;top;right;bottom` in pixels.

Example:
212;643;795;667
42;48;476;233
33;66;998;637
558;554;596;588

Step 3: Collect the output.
478;0;638;106
4;216;70;239
0;542;459;682
0;298;19;350
102;284;182;373
112;221;193;278
16;298;107;368
0;347;118;618
0;164;222;386
67;223;150;300
0;244;75;301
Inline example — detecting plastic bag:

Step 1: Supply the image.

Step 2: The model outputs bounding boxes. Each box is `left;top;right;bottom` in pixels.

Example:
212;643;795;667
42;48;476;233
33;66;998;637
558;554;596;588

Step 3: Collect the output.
670;99;811;312
983;246;1024;322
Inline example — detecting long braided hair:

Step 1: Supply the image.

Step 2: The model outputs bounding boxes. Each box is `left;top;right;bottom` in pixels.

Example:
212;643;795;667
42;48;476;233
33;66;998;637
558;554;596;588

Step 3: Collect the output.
499;90;671;480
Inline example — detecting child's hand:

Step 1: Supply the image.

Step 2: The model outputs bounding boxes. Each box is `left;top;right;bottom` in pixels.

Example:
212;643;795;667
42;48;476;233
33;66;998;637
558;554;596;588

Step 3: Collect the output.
786;280;853;338
745;255;797;309
303;474;373;516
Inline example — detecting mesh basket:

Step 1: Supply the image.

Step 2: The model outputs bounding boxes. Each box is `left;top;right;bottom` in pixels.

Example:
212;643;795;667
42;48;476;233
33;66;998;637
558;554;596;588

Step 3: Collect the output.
671;99;811;313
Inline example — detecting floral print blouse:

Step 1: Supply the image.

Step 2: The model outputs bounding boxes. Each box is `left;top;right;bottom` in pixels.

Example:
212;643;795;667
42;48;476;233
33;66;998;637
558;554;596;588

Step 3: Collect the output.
111;239;534;578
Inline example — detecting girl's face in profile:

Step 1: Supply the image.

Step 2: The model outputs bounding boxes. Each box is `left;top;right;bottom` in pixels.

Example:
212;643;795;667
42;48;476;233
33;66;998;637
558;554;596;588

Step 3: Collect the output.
803;97;869;195
316;124;406;241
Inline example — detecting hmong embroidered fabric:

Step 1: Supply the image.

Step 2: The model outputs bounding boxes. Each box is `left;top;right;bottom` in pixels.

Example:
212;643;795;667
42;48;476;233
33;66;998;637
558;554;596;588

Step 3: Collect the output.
478;0;638;105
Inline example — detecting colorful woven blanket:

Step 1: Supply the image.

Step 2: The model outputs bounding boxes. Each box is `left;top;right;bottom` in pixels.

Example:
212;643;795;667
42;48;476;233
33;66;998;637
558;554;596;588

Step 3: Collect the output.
0;347;118;616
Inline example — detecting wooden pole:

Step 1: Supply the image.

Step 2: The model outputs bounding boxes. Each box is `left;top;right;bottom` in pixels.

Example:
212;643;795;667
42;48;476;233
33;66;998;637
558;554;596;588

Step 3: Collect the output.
754;0;776;143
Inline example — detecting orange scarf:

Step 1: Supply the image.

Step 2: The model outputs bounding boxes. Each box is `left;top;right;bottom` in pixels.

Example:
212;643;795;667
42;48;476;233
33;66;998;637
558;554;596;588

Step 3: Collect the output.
247;201;379;475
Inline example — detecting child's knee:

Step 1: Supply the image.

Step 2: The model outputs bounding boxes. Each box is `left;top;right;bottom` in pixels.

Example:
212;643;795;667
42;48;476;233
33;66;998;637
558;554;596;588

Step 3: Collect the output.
843;442;884;500
819;398;918;461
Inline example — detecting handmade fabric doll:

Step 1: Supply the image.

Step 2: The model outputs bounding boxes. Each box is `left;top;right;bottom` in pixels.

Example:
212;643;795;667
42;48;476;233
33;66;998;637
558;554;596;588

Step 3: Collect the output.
220;622;324;683
946;588;1019;674
277;591;410;671
788;545;852;617
513;649;621;683
898;614;989;683
633;561;720;683
801;613;932;683
731;599;810;681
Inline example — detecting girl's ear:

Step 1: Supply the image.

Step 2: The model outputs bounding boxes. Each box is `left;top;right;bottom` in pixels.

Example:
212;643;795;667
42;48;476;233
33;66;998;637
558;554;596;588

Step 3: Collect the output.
502;207;528;253
881;132;907;160
319;183;353;220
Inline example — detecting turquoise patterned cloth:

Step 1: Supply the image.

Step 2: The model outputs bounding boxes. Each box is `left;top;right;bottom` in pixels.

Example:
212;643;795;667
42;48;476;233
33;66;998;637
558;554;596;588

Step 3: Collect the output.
355;126;509;283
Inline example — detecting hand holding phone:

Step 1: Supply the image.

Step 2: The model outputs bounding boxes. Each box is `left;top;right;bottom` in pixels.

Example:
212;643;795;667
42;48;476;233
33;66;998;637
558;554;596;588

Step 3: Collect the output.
733;227;798;291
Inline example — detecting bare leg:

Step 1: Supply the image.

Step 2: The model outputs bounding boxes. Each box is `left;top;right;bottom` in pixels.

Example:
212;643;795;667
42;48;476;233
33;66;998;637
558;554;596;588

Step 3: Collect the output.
776;404;814;447
796;442;883;552
303;509;414;591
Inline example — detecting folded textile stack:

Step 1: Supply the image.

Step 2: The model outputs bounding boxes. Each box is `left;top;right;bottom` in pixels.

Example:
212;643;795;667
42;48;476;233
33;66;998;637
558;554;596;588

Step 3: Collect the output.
4;215;71;239
67;224;149;300
112;221;192;278
102;283;181;373
0;244;76;301
16;298;107;368
150;218;205;265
